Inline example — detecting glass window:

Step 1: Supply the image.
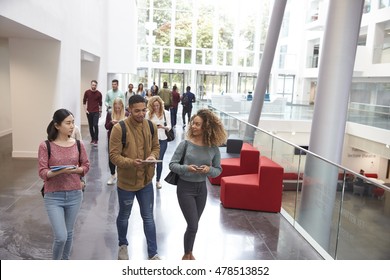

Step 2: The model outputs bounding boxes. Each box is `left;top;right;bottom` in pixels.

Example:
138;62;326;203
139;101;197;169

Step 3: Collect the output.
154;9;171;46
175;11;192;47
197;4;213;49
154;0;171;9
379;0;390;9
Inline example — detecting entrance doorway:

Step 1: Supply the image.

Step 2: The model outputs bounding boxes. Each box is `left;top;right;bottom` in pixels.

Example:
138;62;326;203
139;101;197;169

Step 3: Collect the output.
153;70;186;94
277;74;295;104
197;71;229;100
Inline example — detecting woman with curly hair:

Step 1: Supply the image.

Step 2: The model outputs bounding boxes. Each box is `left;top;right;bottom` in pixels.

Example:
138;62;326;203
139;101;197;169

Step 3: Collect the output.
145;95;172;189
168;109;227;260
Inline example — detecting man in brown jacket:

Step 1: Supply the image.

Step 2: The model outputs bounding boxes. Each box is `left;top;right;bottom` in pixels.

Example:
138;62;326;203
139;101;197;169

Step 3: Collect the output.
109;95;160;260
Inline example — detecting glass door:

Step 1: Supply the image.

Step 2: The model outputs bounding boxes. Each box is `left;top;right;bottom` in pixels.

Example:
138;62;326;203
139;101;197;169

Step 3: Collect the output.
197;72;229;100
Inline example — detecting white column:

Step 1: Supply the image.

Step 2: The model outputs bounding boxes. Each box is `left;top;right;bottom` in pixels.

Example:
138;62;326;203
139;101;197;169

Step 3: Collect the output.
245;0;287;139
298;0;364;250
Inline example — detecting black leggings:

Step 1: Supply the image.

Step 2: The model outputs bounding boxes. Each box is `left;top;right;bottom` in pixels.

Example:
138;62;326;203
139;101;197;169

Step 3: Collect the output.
176;179;207;254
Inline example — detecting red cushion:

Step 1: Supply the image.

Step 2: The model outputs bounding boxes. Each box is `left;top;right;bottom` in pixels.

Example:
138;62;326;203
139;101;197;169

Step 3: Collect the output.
220;159;283;212
209;143;260;185
283;172;299;180
365;173;378;178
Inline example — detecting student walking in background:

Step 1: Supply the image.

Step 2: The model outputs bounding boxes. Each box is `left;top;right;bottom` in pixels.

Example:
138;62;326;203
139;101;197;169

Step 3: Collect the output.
145;96;172;189
105;98;129;185
168;109;226;260
83;80;102;146
105;79;125;112
158;81;172;111
170;84;180;128
38;109;90;260
181;86;196;128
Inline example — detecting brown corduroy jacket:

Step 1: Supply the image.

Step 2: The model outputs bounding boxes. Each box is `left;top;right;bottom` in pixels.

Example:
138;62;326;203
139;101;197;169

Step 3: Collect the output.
109;117;160;191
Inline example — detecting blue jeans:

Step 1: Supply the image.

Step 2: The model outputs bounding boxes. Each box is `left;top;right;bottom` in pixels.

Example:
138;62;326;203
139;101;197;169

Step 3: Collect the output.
156;139;168;181
44;190;83;260
170;107;178;127
116;183;158;258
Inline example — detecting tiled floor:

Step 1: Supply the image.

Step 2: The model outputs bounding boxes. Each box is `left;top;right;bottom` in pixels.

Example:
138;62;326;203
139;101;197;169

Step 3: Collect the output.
0;105;322;260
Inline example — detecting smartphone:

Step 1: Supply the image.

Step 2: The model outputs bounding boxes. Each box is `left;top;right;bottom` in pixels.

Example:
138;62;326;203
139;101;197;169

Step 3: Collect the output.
195;166;203;170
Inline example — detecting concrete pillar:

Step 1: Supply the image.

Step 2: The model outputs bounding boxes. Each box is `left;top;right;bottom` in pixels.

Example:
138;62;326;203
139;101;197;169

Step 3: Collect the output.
245;0;287;140
297;0;364;251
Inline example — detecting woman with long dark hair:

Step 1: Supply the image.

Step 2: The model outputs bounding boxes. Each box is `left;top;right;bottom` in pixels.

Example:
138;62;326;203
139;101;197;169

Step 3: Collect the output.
38;109;90;260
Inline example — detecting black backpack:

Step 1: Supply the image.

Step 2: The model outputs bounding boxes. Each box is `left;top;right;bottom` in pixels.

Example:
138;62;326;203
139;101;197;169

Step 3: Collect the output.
119;120;154;148
181;93;189;106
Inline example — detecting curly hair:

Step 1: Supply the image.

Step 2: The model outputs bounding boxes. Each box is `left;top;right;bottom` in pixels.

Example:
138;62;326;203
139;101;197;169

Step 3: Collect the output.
147;95;165;118
187;109;227;147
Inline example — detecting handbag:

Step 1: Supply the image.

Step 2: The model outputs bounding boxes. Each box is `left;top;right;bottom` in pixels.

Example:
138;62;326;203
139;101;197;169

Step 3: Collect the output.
163;112;175;142
164;140;187;185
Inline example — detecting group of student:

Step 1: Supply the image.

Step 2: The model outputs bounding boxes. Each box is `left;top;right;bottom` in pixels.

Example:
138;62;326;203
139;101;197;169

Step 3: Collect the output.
38;82;227;261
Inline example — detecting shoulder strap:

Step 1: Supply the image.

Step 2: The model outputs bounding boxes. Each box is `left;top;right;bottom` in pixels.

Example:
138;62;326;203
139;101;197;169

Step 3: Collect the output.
147;119;154;137
76;139;81;164
179;140;187;164
163;112;167;126
119;120;126;148
119;120;154;149
45;140;51;159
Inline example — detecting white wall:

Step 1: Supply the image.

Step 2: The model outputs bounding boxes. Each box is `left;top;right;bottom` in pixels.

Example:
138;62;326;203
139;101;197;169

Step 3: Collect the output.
0;0;135;157
9;38;60;157
107;0;138;74
0;39;12;137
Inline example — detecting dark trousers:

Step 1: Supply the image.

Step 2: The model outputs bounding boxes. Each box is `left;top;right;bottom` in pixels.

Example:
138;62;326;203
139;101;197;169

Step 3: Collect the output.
170;107;178;127
87;112;99;141
182;107;192;125
176;179;207;254
108;142;116;175
156;140;168;181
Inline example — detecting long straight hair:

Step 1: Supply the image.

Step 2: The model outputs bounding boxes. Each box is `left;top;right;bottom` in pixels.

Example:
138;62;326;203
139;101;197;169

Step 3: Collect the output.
111;98;126;121
46;109;73;141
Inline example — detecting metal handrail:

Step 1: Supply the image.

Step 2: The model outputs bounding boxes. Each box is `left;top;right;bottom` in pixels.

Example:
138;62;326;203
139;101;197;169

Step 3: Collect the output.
209;104;390;191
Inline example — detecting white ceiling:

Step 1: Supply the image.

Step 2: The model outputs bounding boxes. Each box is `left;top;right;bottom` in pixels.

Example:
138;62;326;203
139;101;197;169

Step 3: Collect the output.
0;15;54;40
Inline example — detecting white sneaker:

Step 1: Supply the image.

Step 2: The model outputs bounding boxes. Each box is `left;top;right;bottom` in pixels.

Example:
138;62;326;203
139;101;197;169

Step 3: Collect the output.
149;254;161;260
156;181;162;189
118;245;129;260
107;174;116;185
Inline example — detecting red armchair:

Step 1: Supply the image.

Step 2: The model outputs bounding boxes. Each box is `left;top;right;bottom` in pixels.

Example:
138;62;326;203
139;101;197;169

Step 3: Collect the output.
209;143;260;185
220;157;284;212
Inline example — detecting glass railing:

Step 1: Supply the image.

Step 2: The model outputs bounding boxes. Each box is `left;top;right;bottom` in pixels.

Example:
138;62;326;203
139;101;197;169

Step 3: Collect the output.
205;96;390;131
209;105;390;260
348;102;390;130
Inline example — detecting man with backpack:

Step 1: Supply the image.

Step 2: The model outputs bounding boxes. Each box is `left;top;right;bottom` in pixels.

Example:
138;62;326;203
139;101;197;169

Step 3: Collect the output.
181;86;196;128
109;95;161;260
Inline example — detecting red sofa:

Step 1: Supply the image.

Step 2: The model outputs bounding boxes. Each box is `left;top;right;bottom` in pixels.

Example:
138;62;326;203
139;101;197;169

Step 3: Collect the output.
209;143;260;185
220;157;284;212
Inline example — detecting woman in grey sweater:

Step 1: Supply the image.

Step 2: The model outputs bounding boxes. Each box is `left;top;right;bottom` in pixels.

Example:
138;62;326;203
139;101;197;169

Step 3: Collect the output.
169;109;227;260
